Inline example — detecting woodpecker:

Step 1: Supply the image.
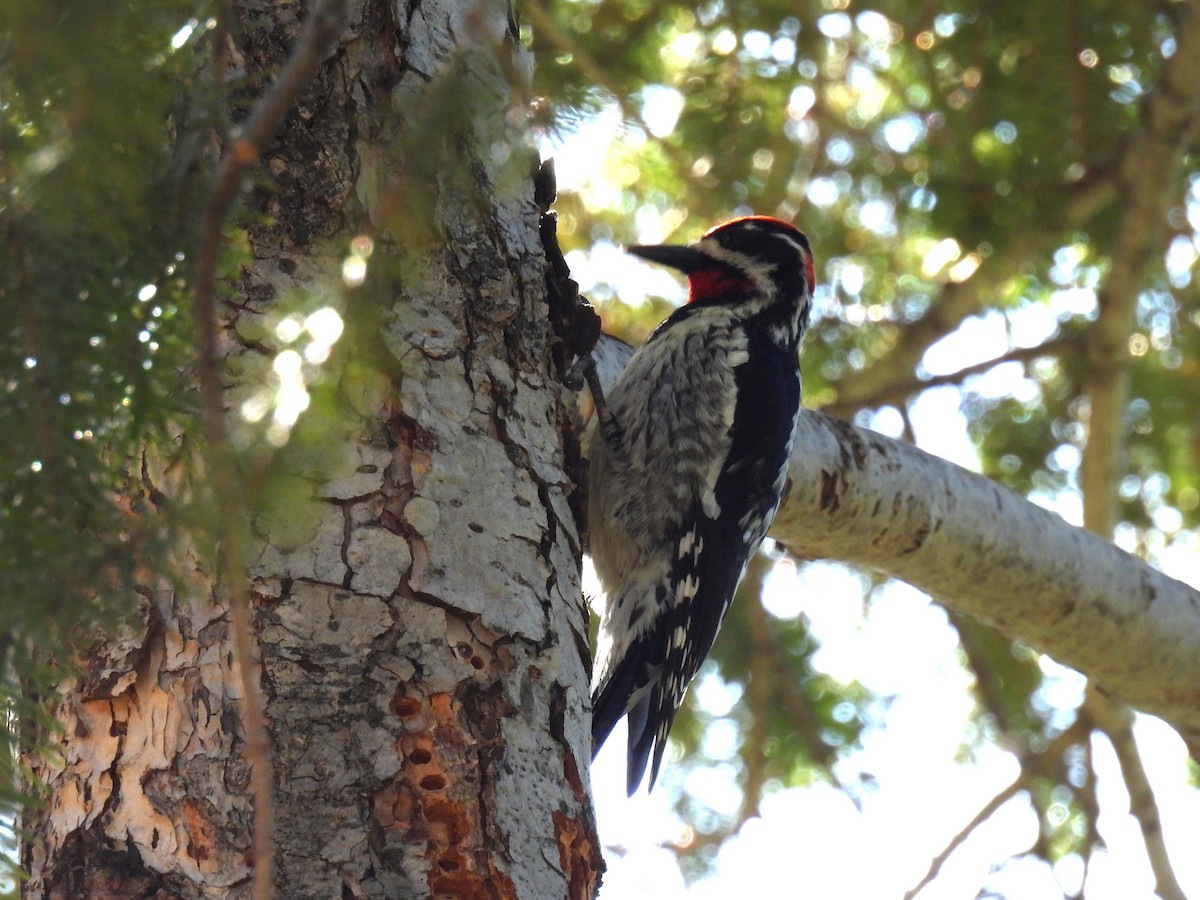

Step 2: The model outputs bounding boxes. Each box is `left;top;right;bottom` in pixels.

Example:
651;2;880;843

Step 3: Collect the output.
587;216;815;794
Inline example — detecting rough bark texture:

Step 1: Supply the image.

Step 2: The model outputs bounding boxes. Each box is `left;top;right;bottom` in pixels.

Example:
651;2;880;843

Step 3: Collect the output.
770;410;1200;749
21;1;600;897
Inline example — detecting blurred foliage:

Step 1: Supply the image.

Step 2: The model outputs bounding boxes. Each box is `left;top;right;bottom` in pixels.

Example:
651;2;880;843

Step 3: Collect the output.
0;1;550;888
0;0;211;871
2;0;1198;895
0;1;544;886
1;0;205;616
530;0;1200;890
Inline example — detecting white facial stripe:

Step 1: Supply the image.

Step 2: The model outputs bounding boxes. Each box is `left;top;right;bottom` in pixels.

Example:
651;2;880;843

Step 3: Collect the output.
764;231;814;293
772;232;810;258
693;238;777;285
694;230;811;287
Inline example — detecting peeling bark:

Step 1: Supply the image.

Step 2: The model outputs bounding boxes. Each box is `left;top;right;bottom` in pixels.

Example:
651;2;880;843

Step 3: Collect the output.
24;579;257;896
22;1;598;897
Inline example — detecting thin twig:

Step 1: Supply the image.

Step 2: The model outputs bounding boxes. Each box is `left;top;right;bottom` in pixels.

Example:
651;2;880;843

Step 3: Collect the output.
191;2;345;898
1084;689;1188;900
1076;731;1101;897
902;778;1026;900
903;721;1086;900
946;611;1082;877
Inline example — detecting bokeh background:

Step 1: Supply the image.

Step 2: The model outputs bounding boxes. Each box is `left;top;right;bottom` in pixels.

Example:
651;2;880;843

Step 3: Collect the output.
3;1;1200;896
532;1;1200;896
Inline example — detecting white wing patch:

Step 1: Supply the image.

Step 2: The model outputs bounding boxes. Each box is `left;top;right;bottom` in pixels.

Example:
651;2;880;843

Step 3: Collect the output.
677;527;699;560
675;574;700;604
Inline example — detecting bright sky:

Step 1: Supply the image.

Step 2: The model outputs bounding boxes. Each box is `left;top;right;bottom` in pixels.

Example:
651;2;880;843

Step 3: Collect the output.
590;562;1200;899
544;101;1200;899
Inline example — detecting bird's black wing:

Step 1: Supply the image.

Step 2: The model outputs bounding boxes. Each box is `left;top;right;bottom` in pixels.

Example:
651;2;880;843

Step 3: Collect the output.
606;324;801;793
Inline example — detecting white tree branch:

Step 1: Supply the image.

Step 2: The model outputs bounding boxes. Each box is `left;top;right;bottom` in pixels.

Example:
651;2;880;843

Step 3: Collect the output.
771;411;1200;748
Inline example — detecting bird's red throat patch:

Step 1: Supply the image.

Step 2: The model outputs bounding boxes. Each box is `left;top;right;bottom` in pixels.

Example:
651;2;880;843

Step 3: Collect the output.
687;266;753;304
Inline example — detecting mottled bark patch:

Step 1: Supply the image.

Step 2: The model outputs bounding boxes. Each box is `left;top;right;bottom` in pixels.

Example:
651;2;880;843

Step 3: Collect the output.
819;468;844;513
372;672;520;897
552;810;604;900
40;827;175;900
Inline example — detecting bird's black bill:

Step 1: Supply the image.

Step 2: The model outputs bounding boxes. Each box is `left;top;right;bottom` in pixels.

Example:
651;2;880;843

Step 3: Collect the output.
626;243;709;273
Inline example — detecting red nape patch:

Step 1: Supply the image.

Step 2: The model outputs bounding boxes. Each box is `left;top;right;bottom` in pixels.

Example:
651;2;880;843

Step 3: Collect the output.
688;267;752;303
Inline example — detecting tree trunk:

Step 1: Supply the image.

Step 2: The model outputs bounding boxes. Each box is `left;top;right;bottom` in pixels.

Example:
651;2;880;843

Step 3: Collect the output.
20;1;600;897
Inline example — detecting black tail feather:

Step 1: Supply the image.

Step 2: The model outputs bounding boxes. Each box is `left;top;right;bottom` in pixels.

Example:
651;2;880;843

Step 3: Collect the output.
625;692;653;795
592;663;670;795
591;660;640;760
